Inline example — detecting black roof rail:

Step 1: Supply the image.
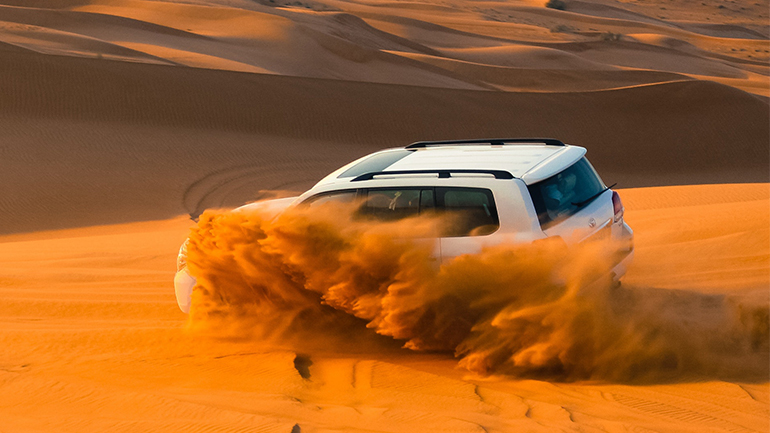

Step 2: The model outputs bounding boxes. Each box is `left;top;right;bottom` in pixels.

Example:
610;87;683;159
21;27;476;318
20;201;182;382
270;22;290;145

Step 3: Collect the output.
405;138;565;149
351;169;514;182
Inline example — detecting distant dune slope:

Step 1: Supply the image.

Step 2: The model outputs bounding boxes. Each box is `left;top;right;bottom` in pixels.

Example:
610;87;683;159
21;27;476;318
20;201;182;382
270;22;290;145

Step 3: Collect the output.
0;49;766;234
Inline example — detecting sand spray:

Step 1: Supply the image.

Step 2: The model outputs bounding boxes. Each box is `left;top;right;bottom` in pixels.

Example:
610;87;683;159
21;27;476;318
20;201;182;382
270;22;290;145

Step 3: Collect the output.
185;203;768;382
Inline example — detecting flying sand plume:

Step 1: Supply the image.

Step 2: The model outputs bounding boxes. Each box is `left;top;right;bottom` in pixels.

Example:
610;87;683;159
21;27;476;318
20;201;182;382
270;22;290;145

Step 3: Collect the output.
185;202;769;383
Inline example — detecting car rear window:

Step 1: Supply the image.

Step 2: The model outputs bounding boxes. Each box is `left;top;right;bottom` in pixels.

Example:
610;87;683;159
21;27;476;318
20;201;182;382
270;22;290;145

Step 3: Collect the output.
527;158;605;229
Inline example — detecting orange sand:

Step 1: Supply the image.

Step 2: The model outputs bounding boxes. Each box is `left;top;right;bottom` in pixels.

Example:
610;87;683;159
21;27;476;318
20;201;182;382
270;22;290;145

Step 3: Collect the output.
0;184;767;432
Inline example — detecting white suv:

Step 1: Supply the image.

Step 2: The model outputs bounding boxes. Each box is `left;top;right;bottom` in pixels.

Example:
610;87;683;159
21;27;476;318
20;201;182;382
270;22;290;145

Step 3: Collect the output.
174;138;634;313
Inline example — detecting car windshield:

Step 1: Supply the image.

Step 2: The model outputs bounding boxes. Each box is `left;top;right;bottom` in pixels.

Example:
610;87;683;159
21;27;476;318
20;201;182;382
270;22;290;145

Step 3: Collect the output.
337;150;413;178
302;190;358;208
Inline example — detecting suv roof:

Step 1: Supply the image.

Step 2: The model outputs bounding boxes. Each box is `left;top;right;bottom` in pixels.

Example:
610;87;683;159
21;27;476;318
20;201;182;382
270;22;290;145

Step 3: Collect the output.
315;139;587;188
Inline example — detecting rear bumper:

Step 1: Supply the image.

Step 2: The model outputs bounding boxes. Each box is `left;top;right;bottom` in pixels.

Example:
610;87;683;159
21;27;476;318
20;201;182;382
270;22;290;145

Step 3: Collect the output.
610;221;634;281
610;248;634;282
174;268;196;313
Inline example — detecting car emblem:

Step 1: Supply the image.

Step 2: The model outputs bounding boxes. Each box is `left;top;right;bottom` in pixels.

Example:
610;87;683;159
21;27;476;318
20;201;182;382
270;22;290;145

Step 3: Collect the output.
588;218;596;228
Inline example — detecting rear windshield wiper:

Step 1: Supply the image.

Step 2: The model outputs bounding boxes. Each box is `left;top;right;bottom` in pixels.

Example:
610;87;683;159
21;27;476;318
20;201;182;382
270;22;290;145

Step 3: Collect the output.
572;183;617;207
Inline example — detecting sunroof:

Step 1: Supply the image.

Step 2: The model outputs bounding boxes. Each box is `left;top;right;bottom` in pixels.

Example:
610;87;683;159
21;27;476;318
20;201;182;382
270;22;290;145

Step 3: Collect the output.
337;150;413;178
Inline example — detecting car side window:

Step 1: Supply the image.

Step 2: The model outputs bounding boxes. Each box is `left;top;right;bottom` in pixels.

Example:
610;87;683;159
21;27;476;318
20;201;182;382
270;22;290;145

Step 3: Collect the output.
337;150;413;178
362;188;433;221
527;157;605;229
437;187;499;237
302;187;499;238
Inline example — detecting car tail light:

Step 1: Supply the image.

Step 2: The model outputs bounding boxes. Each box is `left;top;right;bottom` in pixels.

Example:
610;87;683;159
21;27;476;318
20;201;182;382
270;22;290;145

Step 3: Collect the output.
176;239;189;272
612;190;624;223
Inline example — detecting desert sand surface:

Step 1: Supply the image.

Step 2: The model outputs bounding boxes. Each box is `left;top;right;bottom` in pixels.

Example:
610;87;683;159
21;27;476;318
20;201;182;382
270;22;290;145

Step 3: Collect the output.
1;0;768;431
0;184;767;432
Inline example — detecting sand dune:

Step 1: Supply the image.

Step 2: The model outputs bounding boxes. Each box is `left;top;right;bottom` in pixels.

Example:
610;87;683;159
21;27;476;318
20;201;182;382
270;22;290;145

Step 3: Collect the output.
0;2;482;86
674;22;769;39
0;20;172;63
0;184;767;432
0;0;763;94
440;44;619;70
389;50;693;91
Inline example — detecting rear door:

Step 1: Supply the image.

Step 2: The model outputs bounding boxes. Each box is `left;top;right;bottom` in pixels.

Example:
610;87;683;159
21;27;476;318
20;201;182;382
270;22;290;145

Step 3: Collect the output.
359;187;443;260
437;187;502;260
302;187;443;260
